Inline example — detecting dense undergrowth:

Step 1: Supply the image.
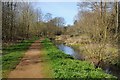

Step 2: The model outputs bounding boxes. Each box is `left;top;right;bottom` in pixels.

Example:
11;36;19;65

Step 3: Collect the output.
42;38;117;79
2;38;38;78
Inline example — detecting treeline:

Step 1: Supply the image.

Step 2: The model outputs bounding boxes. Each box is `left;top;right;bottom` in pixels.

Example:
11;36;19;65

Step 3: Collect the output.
66;1;120;68
69;2;118;44
2;2;65;44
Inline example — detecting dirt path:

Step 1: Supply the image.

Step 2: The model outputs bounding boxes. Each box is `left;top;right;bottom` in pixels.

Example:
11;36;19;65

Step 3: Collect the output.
8;39;48;78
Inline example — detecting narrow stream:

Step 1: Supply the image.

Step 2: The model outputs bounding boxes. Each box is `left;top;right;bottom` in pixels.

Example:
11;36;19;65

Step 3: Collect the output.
51;39;120;78
56;43;120;79
57;44;82;60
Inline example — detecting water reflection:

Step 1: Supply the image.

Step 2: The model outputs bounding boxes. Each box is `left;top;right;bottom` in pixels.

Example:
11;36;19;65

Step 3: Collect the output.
56;43;119;78
57;44;81;60
55;42;120;79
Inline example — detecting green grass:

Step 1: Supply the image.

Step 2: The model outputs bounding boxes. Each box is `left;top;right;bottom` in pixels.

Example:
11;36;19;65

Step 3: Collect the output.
42;38;117;79
2;38;37;78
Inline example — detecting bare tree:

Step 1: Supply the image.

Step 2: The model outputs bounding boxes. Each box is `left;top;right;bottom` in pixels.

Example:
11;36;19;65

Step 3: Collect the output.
73;1;119;67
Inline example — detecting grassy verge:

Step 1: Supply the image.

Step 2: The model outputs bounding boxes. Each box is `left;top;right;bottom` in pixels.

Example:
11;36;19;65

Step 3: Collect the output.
39;48;54;78
42;38;117;79
2;38;38;78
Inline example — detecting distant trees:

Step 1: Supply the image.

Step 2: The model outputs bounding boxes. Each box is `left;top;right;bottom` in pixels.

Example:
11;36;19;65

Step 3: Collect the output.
44;13;52;22
2;2;65;44
50;17;65;35
52;17;65;27
43;16;65;37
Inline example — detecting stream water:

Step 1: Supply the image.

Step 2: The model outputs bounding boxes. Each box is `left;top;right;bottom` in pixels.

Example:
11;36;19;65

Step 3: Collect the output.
52;39;120;78
56;43;120;79
57;44;81;60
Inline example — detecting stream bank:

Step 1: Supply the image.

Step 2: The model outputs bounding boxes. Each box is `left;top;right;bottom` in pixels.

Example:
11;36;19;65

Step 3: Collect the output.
52;35;120;79
42;38;116;78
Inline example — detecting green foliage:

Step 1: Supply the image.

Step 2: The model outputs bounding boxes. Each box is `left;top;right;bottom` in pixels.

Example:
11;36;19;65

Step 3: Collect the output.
53;59;115;78
2;39;36;77
42;38;117;79
3;39;37;55
42;39;74;60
